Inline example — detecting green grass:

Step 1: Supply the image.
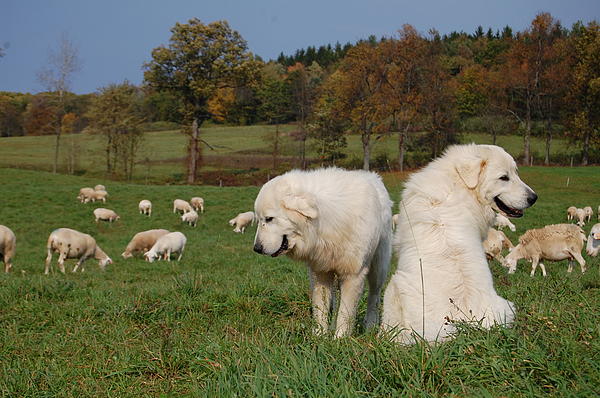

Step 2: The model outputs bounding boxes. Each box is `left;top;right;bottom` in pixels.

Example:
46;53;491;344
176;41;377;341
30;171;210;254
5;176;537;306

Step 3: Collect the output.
0;166;599;396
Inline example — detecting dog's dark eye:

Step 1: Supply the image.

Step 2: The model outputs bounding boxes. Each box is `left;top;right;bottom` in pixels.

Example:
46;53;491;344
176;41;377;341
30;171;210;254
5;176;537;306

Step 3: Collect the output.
265;217;274;223
499;175;510;181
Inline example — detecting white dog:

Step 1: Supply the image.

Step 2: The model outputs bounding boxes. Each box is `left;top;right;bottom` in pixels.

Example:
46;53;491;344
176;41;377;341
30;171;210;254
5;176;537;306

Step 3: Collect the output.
381;144;537;344
253;168;392;338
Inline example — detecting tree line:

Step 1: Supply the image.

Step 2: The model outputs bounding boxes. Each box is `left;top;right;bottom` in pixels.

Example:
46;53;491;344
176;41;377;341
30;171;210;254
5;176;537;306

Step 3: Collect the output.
1;13;599;181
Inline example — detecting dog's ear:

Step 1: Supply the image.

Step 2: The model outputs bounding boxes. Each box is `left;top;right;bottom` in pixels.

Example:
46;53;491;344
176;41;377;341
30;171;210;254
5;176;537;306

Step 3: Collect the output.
455;157;487;189
282;193;318;219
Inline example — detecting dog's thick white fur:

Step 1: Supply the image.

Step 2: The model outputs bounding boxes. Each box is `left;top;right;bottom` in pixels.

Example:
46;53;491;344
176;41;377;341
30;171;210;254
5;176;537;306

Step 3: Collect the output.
253;168;393;338
381;144;537;344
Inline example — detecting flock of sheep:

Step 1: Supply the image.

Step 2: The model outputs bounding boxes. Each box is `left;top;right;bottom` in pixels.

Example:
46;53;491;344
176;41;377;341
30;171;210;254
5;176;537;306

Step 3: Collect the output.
0;184;256;274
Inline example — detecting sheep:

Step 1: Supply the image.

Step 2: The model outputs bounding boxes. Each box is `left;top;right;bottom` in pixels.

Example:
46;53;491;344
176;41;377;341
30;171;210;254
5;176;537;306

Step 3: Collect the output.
143;232;187;262
494;212;516;232
45;228;112;274
483;228;514;265
567;206;577;221
504;224;587;277
228;211;255;233
94;184;106;191
93;208;120;223
122;229;170;258
173;199;192;214
583;206;593;223
182;209;199;227
77;187;95;203
586;223;600;257
190;197;205;213
392;213;400;231
575;208;586;227
0;225;16;273
139;200;152;216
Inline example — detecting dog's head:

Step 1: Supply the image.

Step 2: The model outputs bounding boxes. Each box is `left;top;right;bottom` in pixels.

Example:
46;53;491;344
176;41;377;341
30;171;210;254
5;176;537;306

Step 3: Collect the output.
253;176;317;258
453;145;537;218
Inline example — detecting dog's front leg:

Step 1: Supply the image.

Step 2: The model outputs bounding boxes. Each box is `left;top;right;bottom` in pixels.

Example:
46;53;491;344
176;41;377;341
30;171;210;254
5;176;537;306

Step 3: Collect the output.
335;270;367;338
310;270;335;336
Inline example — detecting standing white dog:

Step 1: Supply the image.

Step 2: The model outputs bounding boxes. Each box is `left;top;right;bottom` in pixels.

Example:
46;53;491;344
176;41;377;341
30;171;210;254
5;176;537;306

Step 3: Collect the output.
381;144;537;343
253;168;393;338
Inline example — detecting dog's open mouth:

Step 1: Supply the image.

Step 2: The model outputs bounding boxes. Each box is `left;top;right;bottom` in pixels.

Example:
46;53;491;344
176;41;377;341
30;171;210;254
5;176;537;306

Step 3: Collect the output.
271;235;289;257
494;196;524;218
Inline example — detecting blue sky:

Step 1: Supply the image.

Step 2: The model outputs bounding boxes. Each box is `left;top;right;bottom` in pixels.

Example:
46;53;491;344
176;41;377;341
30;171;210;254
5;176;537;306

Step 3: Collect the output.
1;0;599;94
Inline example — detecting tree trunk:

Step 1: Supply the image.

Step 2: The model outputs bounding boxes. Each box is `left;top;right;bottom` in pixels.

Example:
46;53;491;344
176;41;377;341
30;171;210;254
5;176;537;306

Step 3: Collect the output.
581;128;590;166
544;117;552;166
272;123;279;170
53;128;60;174
398;130;406;172
106;134;112;175
523;100;531;165
362;128;371;171
187;118;200;184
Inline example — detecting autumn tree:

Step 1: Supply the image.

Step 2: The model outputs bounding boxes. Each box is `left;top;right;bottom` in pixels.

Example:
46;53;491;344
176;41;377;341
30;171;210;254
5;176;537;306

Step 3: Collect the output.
22;94;56;136
144;19;260;183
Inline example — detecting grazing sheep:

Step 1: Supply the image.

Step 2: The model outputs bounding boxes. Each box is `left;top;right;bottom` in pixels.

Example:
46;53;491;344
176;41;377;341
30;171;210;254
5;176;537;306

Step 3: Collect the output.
567;206;577;221
173;199;192;214
575;208;586;227
228;211;255;233
144;232;187;262
182;210;199;227
93;208;120;223
91;189;108;203
45;228;112;274
78;187;95;203
586;223;600;257
190;197;204;213
504;224;587;277
94;184;106;191
494;212;516;232
483;228;514;265
139;200;152;216
392;213;400;231
0;225;16;273
583;206;593;223
122;229;170;258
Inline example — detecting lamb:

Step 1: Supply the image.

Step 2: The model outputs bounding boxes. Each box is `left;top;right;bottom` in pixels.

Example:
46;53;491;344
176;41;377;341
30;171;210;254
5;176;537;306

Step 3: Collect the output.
586;223;600;257
93;208;120;223
91;189;108;203
504;224;587;277
77;187;95;203
228;211;255;233
182;209;199;227
45;228;112;274
494;212;516;232
575;208;586;227
144;232;187;262
567;206;577;221
94;184;106;191
173;199;192;214
483;228;514;265
122;229;170;258
190;197;204;213
0;225;16;273
583;206;593;223
139;199;152;216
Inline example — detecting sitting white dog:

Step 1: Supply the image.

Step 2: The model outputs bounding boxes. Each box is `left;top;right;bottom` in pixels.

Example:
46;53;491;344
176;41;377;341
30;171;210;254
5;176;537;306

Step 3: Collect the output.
381;144;537;343
253;168;392;338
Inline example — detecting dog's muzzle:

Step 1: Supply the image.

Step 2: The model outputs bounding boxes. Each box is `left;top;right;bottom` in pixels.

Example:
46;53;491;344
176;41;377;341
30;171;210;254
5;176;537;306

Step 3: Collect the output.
494;196;525;218
271;235;289;257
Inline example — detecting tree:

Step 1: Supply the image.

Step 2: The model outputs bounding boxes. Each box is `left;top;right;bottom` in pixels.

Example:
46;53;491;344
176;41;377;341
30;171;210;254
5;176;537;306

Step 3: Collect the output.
87;82;144;180
22;94;56;136
144;19;260;183
37;33;81;173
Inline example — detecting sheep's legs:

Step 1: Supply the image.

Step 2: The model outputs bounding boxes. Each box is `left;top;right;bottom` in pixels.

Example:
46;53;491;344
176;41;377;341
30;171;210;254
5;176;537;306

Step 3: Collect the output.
571;251;586;273
57;252;67;274
530;256;540;277
539;262;547;277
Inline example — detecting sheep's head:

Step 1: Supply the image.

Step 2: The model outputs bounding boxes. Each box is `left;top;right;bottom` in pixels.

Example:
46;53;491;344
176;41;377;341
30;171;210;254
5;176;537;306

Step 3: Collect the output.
99;257;112;270
143;251;157;263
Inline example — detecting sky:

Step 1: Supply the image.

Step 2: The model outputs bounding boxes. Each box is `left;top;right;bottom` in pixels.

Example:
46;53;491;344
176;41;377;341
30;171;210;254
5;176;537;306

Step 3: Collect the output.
1;0;599;95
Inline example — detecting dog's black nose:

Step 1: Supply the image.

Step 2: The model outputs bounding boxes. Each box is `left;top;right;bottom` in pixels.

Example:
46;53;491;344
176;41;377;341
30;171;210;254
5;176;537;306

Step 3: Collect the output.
253;243;263;254
527;192;538;206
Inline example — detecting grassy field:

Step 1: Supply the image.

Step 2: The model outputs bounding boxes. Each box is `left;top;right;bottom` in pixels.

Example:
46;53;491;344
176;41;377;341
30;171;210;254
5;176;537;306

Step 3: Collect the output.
0;166;599;396
0;125;580;184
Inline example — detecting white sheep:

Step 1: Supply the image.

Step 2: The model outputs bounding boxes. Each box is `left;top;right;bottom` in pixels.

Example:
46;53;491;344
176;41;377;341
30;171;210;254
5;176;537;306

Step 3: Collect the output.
182;210;199;227
94;184;106;191
586;223;600;257
144;232;187;262
77;187;95;203
173;199;192;214
483;228;514;265
190;197;205;213
93;208;120;223
583;206;593;223
228;211;255;233
494;212;516;232
45;228;112;274
91;189;108;203
139;200;152;216
567;206;577;221
504;224;587;277
0;225;16;273
122;229;170;258
575;208;586;227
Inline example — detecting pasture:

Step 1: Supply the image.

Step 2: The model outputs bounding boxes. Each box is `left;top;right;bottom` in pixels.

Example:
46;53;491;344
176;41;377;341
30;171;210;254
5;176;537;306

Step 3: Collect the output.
0;166;599;396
